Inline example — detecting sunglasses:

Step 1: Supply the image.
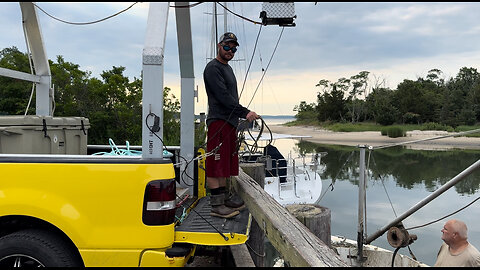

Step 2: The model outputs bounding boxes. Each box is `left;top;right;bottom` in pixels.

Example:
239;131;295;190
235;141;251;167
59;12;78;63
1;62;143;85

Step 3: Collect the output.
222;45;237;53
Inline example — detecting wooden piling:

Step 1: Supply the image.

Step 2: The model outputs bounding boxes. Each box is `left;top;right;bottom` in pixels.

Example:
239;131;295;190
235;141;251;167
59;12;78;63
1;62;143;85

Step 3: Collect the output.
239;163;265;267
286;204;331;248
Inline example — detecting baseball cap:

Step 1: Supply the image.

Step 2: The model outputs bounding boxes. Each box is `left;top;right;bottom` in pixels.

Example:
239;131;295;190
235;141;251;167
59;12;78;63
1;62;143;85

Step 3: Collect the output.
219;32;239;46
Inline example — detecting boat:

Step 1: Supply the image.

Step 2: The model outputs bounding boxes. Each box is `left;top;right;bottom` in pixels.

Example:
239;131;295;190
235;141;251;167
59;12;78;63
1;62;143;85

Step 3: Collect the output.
239;124;326;206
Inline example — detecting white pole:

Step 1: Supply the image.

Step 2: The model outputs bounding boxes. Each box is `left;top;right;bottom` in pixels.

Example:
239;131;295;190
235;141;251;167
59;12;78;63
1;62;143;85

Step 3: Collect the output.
142;2;169;160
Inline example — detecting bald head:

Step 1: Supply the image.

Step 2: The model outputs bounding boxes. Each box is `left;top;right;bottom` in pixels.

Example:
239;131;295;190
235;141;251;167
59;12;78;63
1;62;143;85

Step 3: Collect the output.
447;219;468;240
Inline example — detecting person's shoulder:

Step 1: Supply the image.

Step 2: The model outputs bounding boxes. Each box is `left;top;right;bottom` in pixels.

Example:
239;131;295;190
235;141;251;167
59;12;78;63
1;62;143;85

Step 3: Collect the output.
467;243;480;255
205;59;222;71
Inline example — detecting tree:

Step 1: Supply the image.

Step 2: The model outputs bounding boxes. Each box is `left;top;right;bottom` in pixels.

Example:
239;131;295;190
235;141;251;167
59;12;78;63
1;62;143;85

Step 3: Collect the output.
439;67;480;127
293;101;316;121
0;47;34;115
0;46;184;147
365;87;398;125
316;84;347;122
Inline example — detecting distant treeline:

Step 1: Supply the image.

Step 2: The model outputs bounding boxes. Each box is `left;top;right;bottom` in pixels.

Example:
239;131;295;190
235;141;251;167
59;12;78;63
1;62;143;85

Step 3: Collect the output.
294;68;480;127
0;46;205;146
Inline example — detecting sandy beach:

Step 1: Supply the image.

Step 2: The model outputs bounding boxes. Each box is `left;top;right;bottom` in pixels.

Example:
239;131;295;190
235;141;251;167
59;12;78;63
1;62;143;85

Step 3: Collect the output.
268;125;480;151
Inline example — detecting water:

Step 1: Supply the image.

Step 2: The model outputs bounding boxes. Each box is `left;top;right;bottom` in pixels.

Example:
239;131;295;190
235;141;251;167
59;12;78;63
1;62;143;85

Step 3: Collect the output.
259;115;295;126
259;122;480;266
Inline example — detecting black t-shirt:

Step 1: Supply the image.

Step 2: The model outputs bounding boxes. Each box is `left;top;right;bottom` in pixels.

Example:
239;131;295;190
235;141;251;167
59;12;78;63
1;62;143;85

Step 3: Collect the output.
203;58;250;128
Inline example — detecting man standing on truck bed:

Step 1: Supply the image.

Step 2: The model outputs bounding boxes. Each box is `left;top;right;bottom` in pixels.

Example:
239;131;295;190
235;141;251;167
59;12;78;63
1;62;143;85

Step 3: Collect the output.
203;32;259;218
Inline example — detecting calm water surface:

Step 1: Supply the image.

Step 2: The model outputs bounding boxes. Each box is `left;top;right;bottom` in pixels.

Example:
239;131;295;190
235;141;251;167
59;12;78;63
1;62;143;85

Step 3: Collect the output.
261;126;480;266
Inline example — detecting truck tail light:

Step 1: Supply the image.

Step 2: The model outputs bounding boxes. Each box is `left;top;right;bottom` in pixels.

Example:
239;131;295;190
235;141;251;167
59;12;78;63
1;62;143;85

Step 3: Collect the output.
142;179;176;225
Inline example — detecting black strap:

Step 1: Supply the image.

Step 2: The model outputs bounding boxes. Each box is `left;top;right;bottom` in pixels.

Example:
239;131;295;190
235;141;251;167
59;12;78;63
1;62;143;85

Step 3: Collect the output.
42;119;47;137
81;120;86;135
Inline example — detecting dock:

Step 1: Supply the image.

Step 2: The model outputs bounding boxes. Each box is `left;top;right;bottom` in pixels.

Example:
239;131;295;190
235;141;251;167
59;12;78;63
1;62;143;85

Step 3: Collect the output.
187;163;347;267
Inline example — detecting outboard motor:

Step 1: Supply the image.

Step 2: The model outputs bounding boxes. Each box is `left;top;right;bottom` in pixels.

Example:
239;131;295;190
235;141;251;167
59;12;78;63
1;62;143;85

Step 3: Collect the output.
264;144;287;183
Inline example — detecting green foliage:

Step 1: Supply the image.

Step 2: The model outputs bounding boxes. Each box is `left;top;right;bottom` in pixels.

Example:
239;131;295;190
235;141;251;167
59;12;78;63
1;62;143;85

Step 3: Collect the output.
293;101;316;121
316;84;347;122
300;66;480;128
326;122;380;132
0;46;184;147
420;122;454;132
0;47;33;115
195;122;207;147
381;126;406;138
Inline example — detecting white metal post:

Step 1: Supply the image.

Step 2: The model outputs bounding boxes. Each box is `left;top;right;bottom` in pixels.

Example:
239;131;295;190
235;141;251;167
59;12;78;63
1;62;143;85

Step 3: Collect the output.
142;2;169;160
175;2;196;193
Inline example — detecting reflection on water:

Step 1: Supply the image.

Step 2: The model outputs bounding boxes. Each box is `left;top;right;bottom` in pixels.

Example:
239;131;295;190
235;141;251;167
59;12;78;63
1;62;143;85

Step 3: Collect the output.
297;140;480;195
263;138;480;266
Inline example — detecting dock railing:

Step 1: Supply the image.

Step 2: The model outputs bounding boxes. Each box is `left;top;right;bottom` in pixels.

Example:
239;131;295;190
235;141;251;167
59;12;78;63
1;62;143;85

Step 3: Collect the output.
231;163;347;267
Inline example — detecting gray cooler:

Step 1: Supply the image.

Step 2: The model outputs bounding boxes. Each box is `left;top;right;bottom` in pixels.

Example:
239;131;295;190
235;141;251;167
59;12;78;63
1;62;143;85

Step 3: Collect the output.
0;115;90;155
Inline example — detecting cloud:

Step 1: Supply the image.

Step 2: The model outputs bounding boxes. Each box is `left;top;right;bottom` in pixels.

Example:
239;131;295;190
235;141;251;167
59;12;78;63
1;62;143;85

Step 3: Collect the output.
2;2;480;115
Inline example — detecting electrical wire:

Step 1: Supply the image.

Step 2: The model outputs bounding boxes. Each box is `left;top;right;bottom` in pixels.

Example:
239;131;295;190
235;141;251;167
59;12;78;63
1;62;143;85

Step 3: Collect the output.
22;21;35;116
216;2;262;25
32;2;139;25
170;2;204;8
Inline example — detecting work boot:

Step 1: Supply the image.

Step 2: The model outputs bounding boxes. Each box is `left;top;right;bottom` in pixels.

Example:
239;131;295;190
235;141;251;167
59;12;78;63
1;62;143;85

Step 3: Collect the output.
224;192;246;211
210;194;239;218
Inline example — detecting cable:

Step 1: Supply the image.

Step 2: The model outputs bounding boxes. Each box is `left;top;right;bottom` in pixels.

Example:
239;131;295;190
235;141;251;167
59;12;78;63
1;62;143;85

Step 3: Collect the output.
22;20;35;116
391;247;401;267
170;2;204;8
175;194;229;241
239;24;263;98
316;150;356;204
405;196;480;231
370;154;398;217
216;2;262;25
247;26;285;108
32;2;139;25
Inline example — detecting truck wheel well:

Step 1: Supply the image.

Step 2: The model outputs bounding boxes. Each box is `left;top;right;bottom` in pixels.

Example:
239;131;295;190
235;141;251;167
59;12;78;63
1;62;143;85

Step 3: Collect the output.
0;215;84;266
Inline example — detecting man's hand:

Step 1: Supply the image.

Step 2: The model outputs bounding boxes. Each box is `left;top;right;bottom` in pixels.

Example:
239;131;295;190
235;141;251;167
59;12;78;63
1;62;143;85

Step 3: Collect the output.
246;111;260;122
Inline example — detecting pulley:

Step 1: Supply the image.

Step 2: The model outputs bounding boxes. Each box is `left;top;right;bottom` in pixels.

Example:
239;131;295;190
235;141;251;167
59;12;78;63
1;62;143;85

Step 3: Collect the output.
387;223;417;248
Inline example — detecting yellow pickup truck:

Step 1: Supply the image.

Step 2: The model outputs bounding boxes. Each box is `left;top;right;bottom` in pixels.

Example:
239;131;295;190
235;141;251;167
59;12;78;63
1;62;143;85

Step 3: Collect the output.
0;152;250;267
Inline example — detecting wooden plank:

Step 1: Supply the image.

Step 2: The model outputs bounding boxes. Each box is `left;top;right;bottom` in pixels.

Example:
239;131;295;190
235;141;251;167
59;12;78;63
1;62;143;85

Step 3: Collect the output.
231;167;348;267
229;244;256;267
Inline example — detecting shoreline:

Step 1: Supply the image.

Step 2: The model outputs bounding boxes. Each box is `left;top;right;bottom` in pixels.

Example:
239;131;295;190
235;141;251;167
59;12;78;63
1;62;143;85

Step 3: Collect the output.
268;125;480;151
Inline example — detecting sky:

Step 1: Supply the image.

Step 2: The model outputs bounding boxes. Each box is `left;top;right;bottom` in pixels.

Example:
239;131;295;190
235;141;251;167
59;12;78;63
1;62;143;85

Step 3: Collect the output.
2;2;480;117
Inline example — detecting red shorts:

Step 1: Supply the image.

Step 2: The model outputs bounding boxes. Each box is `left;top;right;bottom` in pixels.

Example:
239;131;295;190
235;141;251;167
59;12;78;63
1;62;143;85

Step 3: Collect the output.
206;120;239;178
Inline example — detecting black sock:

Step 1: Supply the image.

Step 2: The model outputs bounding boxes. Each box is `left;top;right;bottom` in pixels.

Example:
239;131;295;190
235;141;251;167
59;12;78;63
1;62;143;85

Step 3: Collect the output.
211;186;226;195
